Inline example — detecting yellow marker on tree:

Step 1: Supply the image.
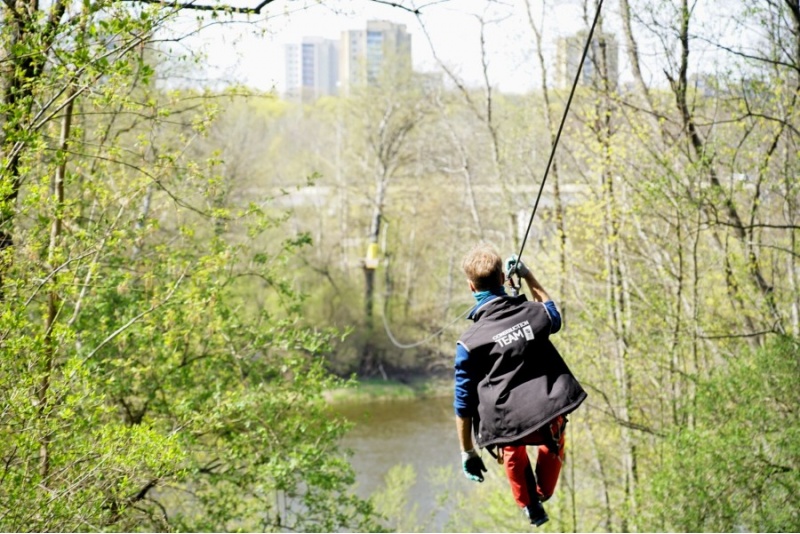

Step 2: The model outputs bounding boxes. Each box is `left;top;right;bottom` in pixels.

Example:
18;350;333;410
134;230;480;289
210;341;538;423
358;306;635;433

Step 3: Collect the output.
364;242;380;270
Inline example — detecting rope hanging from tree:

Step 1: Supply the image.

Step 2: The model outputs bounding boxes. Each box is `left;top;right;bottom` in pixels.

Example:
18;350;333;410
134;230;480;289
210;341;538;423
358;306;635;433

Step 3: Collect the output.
382;301;474;349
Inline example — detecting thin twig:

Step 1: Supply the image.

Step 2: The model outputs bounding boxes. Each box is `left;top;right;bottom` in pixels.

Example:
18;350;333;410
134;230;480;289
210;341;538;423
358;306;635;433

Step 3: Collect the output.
21;250;97;309
78;269;188;365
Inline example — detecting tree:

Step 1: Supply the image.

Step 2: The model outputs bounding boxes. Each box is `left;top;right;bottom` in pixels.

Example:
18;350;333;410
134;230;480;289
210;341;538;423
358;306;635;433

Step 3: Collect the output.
0;0;387;529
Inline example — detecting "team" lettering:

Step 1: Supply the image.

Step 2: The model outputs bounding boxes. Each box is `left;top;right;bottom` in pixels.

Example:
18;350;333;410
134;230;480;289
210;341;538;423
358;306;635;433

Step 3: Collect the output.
492;321;535;347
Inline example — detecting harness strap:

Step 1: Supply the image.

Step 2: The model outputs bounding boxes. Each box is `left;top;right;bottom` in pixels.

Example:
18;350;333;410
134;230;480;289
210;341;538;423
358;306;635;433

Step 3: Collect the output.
544;416;568;456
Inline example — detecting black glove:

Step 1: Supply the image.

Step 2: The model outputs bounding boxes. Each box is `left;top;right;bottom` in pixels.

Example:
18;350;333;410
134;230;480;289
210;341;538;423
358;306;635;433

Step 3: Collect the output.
461;449;487;482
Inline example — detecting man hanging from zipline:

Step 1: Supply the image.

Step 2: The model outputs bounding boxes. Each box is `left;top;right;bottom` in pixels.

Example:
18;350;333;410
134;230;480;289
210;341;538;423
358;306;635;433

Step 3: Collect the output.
453;243;587;527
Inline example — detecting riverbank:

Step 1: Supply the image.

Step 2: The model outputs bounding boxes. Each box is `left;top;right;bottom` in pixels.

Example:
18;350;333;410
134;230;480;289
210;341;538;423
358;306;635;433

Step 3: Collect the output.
325;375;452;404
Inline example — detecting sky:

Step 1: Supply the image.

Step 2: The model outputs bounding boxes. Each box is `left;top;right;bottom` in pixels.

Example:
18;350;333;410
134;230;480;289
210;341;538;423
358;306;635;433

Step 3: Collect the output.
176;0;597;95
167;0;752;96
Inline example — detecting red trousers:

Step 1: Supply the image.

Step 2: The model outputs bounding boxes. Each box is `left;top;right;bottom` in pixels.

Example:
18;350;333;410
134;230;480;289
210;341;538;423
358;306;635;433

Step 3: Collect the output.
500;416;566;507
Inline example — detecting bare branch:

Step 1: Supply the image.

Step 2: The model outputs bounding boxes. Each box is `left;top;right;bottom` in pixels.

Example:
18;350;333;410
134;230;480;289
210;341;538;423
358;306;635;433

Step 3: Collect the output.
130;479;159;502
123;0;424;15
691;33;798;72
749;242;800;258
713;221;800;231
699;328;777;340
582;384;665;437
19;250;98;309
414;12;483;119
121;0;277;14
370;0;421;14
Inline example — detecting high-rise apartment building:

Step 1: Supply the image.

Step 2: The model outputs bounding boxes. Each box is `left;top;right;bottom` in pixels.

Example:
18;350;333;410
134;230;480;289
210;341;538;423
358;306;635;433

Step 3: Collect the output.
555;31;619;89
339;20;411;94
284;37;339;102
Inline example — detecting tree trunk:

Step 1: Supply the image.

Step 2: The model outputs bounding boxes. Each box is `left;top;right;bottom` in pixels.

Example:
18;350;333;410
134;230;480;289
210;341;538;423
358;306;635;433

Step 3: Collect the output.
477;15;517;247
0;0;68;295
525;0;567;302
360;167;388;375
592;7;639;528
669;0;783;335
39;87;75;480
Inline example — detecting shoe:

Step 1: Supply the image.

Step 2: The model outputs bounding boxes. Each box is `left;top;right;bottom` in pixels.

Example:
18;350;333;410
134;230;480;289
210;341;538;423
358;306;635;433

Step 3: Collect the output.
523;500;549;527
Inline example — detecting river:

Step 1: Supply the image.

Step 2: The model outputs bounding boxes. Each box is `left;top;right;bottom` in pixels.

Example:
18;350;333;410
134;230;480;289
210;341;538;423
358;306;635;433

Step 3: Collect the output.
334;395;478;531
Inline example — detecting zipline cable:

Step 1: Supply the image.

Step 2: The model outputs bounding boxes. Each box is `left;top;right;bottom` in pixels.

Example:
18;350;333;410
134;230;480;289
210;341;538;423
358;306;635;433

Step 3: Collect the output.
382;1;605;349
514;0;605;268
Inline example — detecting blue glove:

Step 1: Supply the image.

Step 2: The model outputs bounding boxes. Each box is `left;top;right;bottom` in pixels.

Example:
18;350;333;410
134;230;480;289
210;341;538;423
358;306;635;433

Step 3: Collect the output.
505;255;530;278
461;449;487;483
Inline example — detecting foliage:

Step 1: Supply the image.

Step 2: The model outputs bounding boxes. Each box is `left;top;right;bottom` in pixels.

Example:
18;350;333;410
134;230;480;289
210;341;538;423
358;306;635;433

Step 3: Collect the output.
371;464;423;532
3;0;798;530
444;468;528;533
261;1;798;531
0;0;381;531
644;335;800;532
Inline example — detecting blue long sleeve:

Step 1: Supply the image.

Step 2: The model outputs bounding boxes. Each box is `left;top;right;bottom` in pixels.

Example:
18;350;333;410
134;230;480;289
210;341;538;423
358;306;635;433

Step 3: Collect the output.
453;342;477;418
544;300;562;334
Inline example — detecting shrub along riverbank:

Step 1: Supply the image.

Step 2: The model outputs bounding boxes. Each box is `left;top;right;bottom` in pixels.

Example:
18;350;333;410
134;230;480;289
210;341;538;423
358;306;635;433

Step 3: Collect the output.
325;376;452;404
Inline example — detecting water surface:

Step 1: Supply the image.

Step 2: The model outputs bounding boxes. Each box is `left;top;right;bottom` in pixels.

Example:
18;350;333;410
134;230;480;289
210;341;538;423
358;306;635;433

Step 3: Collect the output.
335;395;476;530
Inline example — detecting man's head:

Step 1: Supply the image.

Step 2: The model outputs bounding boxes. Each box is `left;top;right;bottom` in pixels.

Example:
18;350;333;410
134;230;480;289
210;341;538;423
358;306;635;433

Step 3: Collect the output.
462;243;504;292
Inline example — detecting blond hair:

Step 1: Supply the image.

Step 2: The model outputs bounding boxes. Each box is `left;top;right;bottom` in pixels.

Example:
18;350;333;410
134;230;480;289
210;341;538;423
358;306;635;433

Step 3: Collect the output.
462;244;503;291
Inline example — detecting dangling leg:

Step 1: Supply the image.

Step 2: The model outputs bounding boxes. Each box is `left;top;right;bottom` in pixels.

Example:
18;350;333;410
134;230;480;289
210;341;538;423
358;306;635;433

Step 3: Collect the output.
503;445;549;526
502;445;532;507
535;416;567;501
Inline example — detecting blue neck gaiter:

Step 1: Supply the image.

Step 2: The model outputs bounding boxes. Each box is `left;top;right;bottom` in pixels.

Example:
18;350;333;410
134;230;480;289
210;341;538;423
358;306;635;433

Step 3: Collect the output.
473;286;507;307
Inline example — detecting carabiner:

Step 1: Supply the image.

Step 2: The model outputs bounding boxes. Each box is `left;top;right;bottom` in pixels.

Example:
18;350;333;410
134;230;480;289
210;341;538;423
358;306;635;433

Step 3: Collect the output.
508;273;521;297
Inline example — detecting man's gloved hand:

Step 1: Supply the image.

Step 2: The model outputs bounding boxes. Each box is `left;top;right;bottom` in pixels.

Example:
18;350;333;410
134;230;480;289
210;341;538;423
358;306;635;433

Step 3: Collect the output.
505;255;530;278
461;449;487;483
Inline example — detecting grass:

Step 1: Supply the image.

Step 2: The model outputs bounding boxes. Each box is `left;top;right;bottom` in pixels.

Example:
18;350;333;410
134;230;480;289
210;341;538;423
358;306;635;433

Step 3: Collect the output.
325;376;451;403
